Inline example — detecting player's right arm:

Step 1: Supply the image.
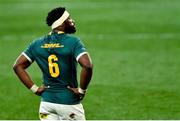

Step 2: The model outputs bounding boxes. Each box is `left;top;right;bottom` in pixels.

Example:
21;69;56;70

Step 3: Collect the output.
13;54;46;95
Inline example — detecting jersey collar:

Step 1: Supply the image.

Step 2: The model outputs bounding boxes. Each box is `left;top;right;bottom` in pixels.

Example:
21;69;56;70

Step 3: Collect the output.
48;31;65;35
57;31;64;34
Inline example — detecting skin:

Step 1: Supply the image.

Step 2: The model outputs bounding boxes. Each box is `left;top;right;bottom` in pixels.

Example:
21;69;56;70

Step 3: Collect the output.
13;15;93;99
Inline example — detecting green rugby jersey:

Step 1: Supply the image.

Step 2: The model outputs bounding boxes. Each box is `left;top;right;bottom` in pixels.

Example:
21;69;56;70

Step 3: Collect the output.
23;31;87;104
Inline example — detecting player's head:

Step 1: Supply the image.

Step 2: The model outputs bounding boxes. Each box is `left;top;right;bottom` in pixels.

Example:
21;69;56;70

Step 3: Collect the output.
46;7;76;34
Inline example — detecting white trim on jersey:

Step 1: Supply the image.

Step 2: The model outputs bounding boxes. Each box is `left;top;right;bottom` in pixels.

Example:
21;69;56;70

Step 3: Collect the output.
76;52;88;61
22;52;32;63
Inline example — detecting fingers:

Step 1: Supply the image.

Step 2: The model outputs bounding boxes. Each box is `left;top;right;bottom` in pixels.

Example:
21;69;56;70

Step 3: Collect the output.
67;86;72;91
67;86;76;91
41;85;50;89
67;86;79;94
67;86;85;100
35;86;47;96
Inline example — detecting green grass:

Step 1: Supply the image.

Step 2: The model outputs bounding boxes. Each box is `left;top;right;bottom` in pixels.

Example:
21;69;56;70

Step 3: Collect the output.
1;0;180;119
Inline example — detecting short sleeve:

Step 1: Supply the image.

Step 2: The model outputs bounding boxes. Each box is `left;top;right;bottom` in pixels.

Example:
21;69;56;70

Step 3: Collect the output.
73;39;87;61
22;42;35;63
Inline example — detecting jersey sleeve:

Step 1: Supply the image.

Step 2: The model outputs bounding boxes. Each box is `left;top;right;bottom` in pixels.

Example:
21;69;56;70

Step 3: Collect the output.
73;39;88;61
22;41;35;63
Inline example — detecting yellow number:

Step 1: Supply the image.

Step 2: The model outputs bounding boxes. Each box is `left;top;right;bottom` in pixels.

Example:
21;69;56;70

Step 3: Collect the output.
48;54;60;77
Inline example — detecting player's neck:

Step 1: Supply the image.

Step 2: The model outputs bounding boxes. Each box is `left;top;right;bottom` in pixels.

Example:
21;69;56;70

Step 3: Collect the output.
53;26;65;33
53;29;64;33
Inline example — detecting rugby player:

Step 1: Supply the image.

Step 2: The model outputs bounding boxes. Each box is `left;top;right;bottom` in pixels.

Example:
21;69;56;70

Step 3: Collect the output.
13;7;93;120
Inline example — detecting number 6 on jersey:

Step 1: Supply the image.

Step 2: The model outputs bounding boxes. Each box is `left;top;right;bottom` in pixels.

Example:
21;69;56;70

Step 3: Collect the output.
48;54;60;77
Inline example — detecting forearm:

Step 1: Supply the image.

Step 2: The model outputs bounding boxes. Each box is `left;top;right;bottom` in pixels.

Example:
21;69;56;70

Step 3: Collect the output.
80;66;93;90
13;54;44;95
13;66;34;89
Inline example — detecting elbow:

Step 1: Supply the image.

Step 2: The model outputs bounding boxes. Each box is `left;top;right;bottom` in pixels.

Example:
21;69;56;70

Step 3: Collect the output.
83;62;93;70
13;63;20;73
88;63;93;70
13;64;18;72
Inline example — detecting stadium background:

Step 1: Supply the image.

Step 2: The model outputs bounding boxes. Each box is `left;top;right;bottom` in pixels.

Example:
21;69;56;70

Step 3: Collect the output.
0;0;180;119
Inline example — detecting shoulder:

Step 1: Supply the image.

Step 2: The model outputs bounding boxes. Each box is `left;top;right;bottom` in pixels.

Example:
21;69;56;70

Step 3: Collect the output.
65;34;81;42
62;34;84;48
29;35;47;46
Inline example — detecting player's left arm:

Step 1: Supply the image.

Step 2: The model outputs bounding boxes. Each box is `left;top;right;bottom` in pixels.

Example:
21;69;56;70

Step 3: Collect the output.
68;53;93;99
13;54;46;95
78;53;93;90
